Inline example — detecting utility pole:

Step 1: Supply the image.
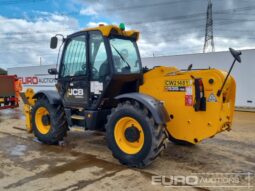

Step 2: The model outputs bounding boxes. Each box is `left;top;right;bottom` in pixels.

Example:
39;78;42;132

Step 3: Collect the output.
203;0;215;53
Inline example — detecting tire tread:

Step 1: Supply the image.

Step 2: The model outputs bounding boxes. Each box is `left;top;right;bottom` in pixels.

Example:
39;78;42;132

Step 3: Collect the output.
106;100;168;167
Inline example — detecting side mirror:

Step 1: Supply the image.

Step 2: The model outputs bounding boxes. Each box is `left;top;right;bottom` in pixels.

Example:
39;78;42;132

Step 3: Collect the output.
229;48;242;63
50;36;58;49
48;68;58;75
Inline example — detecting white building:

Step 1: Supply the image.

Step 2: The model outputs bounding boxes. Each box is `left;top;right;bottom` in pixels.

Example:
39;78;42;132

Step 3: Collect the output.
8;49;255;108
8;64;56;92
143;49;255;108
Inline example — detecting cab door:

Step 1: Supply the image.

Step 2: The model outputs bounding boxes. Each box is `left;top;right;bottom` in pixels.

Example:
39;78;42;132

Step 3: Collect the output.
88;31;110;107
57;33;89;108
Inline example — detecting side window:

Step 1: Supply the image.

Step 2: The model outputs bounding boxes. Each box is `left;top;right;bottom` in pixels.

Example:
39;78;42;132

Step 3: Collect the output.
89;31;108;81
61;35;86;77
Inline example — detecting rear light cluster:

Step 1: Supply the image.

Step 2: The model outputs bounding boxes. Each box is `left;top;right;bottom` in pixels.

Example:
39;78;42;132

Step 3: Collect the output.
194;78;206;111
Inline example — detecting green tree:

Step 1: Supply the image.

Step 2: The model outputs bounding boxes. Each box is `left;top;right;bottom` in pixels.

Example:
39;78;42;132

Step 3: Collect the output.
0;68;7;75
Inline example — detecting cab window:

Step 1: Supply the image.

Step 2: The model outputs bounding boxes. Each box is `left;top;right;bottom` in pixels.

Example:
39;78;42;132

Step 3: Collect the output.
109;37;141;74
89;31;109;81
61;35;86;77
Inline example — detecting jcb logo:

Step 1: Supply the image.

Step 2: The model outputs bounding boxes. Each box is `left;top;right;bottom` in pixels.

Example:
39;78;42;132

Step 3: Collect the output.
68;89;84;96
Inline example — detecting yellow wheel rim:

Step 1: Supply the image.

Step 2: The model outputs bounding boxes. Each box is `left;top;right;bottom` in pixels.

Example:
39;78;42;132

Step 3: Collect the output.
114;117;144;155
35;107;51;134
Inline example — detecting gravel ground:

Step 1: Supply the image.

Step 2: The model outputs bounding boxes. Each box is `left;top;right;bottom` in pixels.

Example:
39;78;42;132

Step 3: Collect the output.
0;106;254;191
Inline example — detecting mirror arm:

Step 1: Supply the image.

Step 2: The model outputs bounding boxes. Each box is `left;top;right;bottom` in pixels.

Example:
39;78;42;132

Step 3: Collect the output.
55;34;66;42
217;59;236;97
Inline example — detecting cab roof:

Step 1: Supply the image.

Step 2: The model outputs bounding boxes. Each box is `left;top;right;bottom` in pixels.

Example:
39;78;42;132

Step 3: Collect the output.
83;24;140;41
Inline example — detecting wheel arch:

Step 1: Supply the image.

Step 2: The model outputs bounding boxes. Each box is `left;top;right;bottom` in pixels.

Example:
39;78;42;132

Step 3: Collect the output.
33;90;62;105
115;93;170;125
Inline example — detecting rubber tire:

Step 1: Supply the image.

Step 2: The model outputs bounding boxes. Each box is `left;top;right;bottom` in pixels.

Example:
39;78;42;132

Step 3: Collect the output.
106;100;168;168
168;133;194;146
31;98;68;145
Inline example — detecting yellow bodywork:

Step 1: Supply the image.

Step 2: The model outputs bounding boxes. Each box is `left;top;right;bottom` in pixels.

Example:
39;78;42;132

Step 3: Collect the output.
83;25;139;41
140;66;236;144
21;25;236;145
21;88;36;133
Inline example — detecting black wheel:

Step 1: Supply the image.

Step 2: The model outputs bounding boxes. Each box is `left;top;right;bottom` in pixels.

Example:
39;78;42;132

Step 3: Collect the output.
168;133;194;146
106;100;168;168
31;98;68;144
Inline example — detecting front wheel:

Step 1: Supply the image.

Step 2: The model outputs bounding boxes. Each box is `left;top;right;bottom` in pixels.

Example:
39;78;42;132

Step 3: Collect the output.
106;101;167;168
31;98;68;144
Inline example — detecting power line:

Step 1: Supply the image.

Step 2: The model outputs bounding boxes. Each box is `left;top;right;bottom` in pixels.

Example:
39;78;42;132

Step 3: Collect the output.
127;5;255;26
94;0;204;12
1;16;254;38
0;4;254;35
2;17;255;43
2;15;253;38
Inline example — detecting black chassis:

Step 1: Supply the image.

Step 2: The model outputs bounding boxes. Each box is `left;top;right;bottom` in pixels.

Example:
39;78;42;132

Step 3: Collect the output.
33;29;169;130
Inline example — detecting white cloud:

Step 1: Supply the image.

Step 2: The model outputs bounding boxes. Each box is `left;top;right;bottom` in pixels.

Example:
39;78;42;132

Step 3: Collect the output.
77;0;255;57
79;3;104;17
138;39;168;57
0;14;79;69
80;7;98;16
86;21;108;28
2;0;255;69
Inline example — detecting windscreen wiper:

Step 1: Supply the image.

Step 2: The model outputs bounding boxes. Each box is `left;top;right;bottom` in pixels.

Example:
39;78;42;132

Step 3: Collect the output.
110;44;131;69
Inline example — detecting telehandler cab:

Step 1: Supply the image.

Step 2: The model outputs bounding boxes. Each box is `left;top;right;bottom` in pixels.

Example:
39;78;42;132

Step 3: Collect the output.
22;24;240;167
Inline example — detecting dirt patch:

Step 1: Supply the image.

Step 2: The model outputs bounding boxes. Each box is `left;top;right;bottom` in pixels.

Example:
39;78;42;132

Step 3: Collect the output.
0;108;254;190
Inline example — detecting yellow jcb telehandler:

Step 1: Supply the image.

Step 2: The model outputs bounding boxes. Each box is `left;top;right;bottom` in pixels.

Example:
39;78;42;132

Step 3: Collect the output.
21;24;240;167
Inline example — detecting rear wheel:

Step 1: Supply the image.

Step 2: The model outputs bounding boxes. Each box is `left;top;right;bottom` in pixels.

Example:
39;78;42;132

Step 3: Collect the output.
31;98;68;144
106;101;167;167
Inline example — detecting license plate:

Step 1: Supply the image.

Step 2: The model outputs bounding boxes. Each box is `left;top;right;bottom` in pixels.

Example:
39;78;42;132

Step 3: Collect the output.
165;80;192;87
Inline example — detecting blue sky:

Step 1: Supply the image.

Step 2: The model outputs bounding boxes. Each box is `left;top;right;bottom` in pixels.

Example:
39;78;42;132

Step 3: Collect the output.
0;0;112;29
0;0;117;69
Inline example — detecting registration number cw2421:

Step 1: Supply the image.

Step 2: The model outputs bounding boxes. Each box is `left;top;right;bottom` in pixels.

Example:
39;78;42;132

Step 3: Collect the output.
165;80;192;87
